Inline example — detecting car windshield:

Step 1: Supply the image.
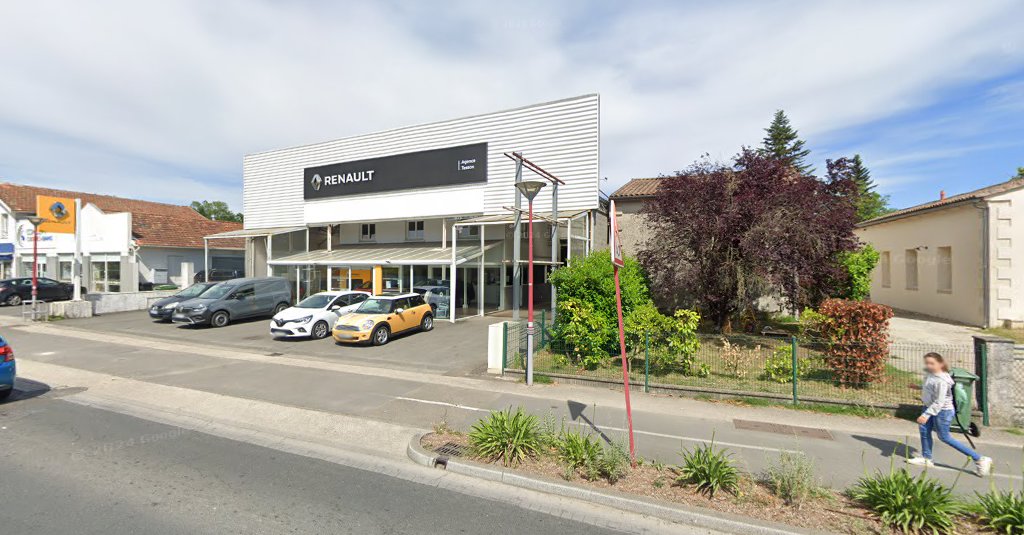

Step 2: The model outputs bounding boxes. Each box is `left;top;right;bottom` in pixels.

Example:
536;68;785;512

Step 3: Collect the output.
200;283;234;300
296;294;333;309
176;283;213;298
411;288;427;295
354;298;392;314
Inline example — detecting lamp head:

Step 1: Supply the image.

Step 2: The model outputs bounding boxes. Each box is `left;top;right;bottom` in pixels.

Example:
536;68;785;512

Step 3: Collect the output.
26;215;44;227
515;180;546;201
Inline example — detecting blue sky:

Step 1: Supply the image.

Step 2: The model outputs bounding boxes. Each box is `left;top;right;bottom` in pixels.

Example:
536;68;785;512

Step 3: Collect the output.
0;0;1021;213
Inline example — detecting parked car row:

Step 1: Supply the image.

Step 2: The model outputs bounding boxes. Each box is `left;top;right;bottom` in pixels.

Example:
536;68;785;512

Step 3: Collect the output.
0;277;86;306
148;277;435;346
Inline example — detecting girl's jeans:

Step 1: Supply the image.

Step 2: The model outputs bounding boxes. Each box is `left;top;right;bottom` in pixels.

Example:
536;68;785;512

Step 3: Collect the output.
919;408;980;461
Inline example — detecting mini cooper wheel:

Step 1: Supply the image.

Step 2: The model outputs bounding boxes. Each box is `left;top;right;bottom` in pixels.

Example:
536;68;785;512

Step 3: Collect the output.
6;294;21;306
274;302;289;315
211;311;230;328
421;314;434;332
371;325;390;346
311;320;330;340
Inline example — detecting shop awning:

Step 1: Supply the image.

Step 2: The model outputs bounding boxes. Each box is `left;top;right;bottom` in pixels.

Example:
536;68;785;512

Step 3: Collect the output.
205;225;306;239
268;241;502;266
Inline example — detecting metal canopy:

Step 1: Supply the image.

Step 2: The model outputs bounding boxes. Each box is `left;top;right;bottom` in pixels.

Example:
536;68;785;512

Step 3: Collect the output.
453;209;588;226
268;241;502;266
204;225;306;239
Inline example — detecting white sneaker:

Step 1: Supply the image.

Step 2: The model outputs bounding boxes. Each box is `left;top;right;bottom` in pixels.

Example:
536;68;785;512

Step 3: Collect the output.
907;456;935;467
976;456;993;476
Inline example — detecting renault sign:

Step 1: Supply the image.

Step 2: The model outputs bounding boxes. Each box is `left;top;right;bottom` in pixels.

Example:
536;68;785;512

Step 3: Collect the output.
303;143;487;199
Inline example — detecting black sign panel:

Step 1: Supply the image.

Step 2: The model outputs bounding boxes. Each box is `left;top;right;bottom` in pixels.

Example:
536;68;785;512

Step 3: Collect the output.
303;142;488;199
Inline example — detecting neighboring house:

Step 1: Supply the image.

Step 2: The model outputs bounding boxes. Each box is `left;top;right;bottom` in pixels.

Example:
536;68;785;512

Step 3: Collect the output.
856;178;1024;328
609;177;662;257
0;183;244;292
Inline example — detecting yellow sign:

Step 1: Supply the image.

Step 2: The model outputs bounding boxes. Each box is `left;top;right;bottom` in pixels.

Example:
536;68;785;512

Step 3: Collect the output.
36;195;76;234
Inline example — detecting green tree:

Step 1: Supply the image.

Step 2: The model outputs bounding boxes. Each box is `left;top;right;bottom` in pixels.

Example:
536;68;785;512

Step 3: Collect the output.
1013;166;1024;180
761;110;812;174
190;200;243;223
837;244;880;301
849;155;890;221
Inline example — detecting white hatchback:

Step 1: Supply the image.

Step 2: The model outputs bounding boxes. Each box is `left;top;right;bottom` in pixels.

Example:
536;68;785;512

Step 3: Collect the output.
269;291;371;339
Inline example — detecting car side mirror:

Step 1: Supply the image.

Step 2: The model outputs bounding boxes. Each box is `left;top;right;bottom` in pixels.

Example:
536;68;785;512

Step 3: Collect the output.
329;305;341;311
395;308;405;314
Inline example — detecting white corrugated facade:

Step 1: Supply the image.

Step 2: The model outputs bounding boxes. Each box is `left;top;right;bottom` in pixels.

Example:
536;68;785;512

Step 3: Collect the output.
242;94;600;229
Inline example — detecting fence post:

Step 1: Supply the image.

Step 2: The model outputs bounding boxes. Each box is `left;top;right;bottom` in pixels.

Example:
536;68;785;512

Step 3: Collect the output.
540;309;546;347
979;341;989;427
644;331;650;393
501;321;508;376
790;336;799;405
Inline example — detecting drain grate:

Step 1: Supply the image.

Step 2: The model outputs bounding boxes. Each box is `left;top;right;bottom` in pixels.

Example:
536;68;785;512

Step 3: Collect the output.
733;419;833;440
433;442;467;457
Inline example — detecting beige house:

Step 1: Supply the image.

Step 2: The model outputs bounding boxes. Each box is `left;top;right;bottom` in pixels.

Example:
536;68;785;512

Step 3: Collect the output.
609;177;661;257
857;178;1024;328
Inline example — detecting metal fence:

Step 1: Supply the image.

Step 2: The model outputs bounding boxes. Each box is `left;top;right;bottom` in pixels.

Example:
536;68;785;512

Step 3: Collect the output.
1014;346;1024;425
502;318;976;409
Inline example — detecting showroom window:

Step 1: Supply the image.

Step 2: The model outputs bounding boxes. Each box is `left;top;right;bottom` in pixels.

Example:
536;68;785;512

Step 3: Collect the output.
91;259;121;293
457;225;479;238
360;223;376;242
59;259;73;282
406;220;424;241
21;259;47;278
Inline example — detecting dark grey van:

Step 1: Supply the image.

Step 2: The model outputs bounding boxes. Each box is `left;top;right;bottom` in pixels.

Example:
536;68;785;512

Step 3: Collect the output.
171;277;292;328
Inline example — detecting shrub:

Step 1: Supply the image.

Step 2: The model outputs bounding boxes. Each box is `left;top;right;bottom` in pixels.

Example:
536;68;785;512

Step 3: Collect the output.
838;244;880;301
554;298;611;368
849;468;960;534
585;441;630;484
972;488;1024;534
762;452;820;507
469;408;541;467
629;307;704;375
809;299;893;387
721;338;760;378
762;345;810;383
675;439;739;497
556;430;601;479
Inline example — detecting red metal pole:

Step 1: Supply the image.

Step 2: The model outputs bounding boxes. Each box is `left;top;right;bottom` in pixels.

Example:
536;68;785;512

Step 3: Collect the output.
614;266;636;465
528;199;534;324
31;225;39;303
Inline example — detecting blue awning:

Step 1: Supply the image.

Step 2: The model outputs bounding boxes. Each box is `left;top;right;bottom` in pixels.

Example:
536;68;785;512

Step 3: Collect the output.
0;243;12;254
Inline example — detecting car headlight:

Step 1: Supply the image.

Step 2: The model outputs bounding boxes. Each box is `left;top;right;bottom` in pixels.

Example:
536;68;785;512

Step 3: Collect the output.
295;315;313;324
360;319;375;331
163;302;178;309
192;304;207;313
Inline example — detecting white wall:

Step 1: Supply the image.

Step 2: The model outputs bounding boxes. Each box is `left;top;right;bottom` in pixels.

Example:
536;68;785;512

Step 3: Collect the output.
13;203;132;277
986;187;1024;327
243;94;600;228
856;203;986;326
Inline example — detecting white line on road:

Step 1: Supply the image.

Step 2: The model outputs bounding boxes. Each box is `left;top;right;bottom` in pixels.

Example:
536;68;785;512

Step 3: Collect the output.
36;351;56;356
394;396;799;454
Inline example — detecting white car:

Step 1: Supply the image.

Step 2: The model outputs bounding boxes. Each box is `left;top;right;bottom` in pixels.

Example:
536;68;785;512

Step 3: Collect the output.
269;291;370;339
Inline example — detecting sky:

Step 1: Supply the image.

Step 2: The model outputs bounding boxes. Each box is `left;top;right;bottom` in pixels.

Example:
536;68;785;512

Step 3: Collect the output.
0;0;1022;213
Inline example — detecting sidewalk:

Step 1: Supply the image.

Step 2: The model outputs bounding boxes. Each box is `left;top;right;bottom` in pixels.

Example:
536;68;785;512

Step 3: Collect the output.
6;319;1023;496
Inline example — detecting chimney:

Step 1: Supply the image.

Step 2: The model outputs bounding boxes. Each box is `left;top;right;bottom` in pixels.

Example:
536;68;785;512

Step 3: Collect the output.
940;190;946;200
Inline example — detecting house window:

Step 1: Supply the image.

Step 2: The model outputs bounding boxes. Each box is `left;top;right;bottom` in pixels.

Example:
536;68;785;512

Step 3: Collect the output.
937;246;952;293
0;214;8;239
457;225;479;238
406;221;425;241
905;249;918;291
91;259;121;293
360;223;376;242
58;259;73;282
21;259;48;278
880;251;891;288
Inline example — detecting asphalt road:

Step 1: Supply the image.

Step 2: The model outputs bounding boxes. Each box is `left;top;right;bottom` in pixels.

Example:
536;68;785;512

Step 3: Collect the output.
0;391;624;535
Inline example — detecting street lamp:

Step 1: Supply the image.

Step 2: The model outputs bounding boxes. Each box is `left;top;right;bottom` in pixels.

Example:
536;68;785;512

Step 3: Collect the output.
515;180;546;386
26;215;44;319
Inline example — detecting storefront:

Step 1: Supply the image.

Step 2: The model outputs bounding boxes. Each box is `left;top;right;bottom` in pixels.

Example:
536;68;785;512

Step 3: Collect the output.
212;94;607;321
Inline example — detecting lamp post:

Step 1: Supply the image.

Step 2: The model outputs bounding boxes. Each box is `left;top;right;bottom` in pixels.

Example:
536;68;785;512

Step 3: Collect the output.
26;215;44;318
515;180;546;386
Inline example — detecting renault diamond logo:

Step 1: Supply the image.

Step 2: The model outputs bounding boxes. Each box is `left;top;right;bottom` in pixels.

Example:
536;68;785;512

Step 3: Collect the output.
310;174;323;191
49;201;70;221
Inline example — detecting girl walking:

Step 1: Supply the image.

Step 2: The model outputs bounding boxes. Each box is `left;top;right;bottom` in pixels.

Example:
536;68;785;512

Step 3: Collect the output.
907;352;992;475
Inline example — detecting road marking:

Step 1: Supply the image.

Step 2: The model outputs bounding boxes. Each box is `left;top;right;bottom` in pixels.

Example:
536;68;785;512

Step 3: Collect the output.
393;396;798;454
394;397;492;413
36;351;56;356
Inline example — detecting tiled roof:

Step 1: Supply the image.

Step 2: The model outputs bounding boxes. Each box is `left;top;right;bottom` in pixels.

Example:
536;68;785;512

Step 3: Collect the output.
609;177;664;199
858;178;1024;227
0;182;243;249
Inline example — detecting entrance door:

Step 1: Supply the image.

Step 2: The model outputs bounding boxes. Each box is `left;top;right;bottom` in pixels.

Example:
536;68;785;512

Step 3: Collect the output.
168;255;183;286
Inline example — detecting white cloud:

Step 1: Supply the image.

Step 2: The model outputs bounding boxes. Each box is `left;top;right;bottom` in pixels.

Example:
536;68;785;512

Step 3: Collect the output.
0;0;1021;208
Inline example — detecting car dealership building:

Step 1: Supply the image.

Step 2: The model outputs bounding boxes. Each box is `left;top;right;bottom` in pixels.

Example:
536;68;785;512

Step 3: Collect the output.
208;94;607;321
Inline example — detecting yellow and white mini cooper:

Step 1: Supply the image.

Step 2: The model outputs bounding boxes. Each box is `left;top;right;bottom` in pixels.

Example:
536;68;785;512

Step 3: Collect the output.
332;293;434;345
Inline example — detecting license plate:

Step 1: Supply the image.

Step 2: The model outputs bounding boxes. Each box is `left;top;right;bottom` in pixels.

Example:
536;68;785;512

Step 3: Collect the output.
335;333;354;339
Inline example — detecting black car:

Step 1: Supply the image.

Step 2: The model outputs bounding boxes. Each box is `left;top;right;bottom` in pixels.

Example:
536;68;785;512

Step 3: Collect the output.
148;282;218;321
194;269;244;283
0;277;85;306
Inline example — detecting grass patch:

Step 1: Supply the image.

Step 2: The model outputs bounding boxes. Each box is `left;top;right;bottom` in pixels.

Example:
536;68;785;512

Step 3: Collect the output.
982;327;1024;343
519;373;553;384
725;396;888;418
1004;427;1024;437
